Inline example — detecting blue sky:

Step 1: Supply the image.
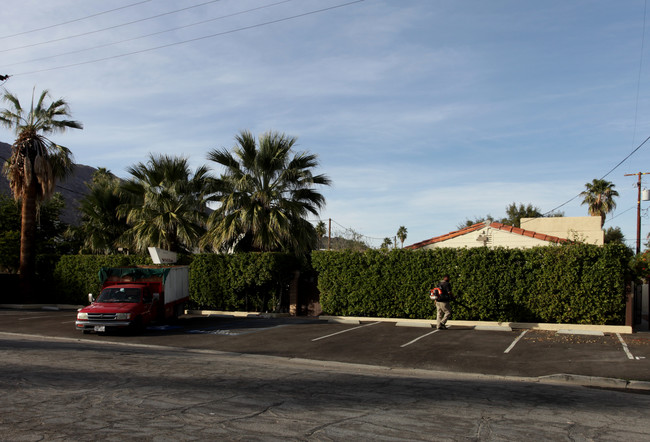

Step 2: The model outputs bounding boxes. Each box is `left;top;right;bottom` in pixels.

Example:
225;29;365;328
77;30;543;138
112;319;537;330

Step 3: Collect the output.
2;0;650;248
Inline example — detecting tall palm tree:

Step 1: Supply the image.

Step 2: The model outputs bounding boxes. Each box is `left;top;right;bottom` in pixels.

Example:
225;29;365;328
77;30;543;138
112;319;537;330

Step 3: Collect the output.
203;130;331;255
315;220;327;250
0;89;82;299
380;237;393;250
119;154;210;254
75;169;128;254
396;226;407;248
580;179;619;227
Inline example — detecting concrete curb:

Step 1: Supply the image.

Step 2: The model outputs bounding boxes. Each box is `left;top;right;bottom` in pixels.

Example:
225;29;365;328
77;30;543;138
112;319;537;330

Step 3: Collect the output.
557;329;604;336
327;318;361;325
539;373;650;391
185;310;291;319
319;315;634;334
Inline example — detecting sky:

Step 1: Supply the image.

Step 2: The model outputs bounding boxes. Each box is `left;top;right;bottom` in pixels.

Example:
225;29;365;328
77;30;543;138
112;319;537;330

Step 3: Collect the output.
2;0;650;249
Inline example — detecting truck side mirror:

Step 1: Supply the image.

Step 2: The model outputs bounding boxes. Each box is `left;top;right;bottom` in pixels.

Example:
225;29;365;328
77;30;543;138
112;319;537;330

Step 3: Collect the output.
88;293;94;304
153;293;160;302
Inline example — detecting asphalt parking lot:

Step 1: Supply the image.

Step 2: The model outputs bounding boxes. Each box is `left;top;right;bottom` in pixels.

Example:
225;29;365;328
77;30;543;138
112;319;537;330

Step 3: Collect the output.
1;308;649;387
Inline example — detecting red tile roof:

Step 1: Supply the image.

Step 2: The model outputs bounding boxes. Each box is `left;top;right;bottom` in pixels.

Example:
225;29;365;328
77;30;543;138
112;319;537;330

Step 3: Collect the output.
405;221;569;250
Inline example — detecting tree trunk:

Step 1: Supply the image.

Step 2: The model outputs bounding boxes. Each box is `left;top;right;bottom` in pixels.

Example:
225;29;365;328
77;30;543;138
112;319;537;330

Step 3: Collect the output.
19;179;38;302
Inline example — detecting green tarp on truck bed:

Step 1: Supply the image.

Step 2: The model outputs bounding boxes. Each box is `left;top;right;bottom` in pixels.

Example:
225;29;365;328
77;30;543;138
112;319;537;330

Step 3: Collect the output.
99;267;171;285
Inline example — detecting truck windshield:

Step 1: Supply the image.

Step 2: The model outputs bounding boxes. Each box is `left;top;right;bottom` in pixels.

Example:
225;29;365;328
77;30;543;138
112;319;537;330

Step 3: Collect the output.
97;287;141;303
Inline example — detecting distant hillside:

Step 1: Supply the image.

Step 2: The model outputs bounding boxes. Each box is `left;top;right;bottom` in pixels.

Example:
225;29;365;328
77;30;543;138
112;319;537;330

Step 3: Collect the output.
0;141;97;226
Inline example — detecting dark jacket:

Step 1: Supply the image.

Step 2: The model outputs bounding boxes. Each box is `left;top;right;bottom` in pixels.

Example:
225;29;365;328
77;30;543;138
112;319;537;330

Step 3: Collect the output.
438;280;452;302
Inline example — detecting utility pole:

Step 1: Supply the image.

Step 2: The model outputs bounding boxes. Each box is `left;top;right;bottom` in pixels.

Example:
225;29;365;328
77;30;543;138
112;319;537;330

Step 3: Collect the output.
624;172;650;254
328;218;331;251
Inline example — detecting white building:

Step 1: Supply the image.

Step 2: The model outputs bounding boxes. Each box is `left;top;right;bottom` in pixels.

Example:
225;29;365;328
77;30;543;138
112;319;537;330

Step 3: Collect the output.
406;216;603;250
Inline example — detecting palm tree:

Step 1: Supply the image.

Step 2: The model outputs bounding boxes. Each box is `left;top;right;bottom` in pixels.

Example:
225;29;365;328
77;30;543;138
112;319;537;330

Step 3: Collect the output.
315;221;327;250
119;154;210;254
74;169;129;254
396;226;407;248
0;89;82;299
580;179;619;227
203;130;331;255
380;237;393;250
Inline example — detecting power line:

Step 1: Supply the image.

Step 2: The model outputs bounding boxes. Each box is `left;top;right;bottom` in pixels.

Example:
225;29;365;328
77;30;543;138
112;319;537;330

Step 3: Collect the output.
600;134;650;181
0;0;228;54
0;1;152;40
329;219;385;241
3;0;296;69
538;134;650;218
605;205;636;222
9;0;366;77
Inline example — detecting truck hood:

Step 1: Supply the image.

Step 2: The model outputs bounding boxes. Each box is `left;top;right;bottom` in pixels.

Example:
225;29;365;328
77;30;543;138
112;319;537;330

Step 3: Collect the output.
79;303;139;314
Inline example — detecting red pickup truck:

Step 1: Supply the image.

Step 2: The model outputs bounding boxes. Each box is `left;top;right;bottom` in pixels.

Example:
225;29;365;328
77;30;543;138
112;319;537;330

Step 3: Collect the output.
75;266;189;334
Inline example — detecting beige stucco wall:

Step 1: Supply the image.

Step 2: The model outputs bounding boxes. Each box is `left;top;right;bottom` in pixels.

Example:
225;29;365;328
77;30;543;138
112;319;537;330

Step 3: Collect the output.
422;225;557;250
520;216;603;245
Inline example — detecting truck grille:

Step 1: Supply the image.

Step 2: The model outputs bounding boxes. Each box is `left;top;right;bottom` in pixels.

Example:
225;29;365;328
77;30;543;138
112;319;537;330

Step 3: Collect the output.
88;313;117;321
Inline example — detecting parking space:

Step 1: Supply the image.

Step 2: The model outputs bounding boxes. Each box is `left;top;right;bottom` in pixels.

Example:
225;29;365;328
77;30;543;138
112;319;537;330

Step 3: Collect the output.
620;333;650;361
0;308;649;382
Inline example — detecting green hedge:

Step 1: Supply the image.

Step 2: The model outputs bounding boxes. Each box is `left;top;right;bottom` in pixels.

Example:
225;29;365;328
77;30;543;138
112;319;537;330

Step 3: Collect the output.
189;253;297;312
312;244;633;325
52;253;297;310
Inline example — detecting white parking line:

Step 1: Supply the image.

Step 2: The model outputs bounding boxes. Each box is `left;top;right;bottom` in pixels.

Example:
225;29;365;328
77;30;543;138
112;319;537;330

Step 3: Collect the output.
400;329;440;348
311;321;381;342
18;316;58;321
616;333;635;360
504;330;528;354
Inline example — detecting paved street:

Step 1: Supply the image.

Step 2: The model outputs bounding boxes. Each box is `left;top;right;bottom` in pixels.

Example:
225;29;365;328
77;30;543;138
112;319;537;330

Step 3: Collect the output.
2;334;650;441
1;309;650;440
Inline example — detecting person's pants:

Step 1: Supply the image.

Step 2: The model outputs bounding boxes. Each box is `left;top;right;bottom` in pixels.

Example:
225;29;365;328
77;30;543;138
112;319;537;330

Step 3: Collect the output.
436;301;451;328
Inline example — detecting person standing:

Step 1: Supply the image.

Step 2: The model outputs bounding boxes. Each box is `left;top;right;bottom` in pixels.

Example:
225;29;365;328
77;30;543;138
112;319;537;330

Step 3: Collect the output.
436;274;453;330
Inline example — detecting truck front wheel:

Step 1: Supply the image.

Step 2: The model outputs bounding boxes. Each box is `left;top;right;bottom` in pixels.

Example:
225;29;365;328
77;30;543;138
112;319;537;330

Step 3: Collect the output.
129;317;145;334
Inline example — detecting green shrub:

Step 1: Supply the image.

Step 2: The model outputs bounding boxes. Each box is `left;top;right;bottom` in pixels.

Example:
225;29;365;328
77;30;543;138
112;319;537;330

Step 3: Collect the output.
189;253;297;312
0;230;20;272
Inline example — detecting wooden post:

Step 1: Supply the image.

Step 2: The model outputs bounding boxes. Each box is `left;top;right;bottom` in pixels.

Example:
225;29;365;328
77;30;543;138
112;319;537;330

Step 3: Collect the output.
626;282;635;330
289;270;300;316
624;172;650;254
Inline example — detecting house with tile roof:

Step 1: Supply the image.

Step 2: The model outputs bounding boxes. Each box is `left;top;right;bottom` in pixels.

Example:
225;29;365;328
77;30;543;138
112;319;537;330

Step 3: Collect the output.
405;216;604;250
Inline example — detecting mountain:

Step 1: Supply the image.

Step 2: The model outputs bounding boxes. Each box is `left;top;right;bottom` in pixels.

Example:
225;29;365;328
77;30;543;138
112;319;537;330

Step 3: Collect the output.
0;141;97;226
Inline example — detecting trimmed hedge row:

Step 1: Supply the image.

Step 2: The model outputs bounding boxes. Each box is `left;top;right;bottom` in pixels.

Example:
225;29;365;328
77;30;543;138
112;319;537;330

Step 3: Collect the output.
312;244;633;325
52;253;298;312
189;253;297;312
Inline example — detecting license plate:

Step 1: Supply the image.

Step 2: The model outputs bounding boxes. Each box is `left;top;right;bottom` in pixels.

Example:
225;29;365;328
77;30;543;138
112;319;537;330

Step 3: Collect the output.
94;326;105;332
